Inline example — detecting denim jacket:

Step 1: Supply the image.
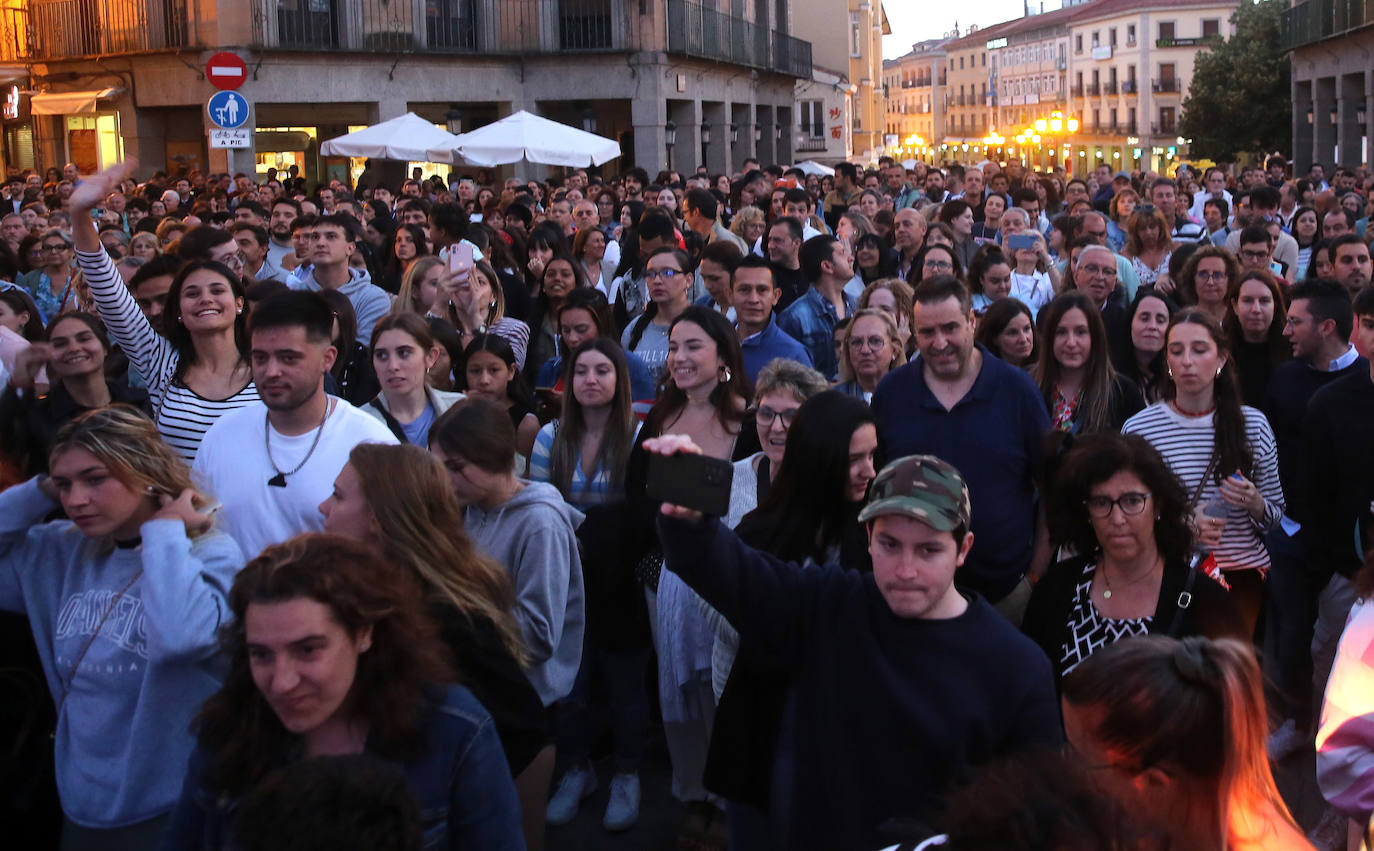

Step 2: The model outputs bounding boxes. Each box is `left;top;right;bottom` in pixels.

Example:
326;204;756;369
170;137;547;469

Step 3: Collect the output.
160;685;525;851
777;286;854;380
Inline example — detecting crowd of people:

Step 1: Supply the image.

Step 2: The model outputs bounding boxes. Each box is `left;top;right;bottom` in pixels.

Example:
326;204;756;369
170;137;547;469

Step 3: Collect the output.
2;150;1374;850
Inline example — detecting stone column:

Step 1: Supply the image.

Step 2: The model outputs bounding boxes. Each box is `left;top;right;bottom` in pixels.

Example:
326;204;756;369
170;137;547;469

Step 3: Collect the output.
1293;77;1314;171
1314;76;1338;171
1339;73;1365;168
702;101;729;175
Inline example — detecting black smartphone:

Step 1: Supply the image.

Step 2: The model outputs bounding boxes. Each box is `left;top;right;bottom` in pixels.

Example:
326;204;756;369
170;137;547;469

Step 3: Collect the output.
646;453;734;517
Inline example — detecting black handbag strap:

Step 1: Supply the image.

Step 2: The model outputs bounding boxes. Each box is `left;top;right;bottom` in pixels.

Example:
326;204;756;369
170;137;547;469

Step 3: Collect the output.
369;398;409;444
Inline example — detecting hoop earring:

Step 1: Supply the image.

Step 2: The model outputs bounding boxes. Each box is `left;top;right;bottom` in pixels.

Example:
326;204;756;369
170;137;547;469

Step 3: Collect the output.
718;365;732;384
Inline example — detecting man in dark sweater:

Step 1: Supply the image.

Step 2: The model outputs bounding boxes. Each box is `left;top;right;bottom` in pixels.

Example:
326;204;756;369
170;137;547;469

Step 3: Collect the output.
1262;280;1367;758
1295;287;1374;753
646;444;1061;851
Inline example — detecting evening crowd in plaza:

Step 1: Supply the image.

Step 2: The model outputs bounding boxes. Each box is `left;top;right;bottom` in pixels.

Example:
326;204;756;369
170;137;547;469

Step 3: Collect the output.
5;145;1374;851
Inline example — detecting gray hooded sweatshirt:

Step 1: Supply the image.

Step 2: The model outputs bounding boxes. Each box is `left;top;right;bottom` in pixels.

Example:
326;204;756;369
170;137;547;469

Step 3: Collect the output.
465;481;585;705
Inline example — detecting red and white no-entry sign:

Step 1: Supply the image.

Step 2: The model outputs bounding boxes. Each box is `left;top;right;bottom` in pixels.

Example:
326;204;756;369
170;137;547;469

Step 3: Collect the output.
204;53;247;91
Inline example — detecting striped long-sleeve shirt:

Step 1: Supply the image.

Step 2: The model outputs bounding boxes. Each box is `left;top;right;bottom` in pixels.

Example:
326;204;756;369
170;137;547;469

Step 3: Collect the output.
1318;598;1374;821
1121;401;1284;572
77;249;259;461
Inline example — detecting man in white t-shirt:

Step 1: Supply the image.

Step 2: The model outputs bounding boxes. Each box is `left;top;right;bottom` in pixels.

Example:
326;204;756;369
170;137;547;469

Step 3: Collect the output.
194;291;397;559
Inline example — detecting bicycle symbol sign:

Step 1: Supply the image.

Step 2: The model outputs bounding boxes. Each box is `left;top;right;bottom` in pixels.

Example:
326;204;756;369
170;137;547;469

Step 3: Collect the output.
207;91;249;129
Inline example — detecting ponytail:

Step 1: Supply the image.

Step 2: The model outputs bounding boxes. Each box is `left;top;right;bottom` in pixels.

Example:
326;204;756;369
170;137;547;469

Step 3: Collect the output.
1063;636;1298;849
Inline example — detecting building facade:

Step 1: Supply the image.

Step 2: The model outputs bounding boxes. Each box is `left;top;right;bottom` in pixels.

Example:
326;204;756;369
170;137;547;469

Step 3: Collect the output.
792;0;889;163
1282;1;1374;172
1066;0;1238;174
883;38;948;161
990;5;1075;144
0;0;812;182
795;66;856;162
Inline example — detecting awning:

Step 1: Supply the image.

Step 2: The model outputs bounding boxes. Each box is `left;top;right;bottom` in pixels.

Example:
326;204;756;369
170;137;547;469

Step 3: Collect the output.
30;87;124;116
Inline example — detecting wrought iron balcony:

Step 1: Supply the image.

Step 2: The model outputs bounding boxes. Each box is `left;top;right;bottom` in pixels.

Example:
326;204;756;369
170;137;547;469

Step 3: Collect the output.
1152;79;1181;93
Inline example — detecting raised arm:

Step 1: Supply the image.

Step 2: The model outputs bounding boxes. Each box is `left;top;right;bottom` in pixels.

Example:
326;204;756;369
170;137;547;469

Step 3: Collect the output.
68;161;176;394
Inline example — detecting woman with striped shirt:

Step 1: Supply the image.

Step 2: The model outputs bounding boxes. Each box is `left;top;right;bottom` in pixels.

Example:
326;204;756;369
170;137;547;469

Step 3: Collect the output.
1122;309;1284;636
69;163;258;461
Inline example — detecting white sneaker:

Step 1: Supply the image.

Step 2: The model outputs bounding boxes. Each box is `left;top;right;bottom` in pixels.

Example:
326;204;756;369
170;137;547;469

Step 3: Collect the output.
1267;719;1309;761
602;772;641;832
546;764;597;826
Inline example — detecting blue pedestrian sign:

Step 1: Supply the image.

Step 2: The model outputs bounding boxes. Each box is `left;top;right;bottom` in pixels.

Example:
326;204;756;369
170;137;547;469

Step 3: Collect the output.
207;91;249;129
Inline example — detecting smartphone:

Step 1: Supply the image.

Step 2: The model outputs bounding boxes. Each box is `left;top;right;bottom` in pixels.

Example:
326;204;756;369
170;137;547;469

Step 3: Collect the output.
646;453;734;517
449;241;475;275
1008;233;1038;251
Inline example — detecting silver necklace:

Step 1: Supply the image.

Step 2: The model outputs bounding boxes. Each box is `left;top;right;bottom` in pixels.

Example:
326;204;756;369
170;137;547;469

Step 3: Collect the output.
265;398;332;487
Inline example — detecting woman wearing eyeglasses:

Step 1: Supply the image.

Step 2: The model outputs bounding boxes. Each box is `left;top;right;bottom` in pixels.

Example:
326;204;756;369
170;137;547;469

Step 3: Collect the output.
1023;433;1244;686
621;246;693;388
1176;244;1237;328
835;309;906;402
17;228;75;322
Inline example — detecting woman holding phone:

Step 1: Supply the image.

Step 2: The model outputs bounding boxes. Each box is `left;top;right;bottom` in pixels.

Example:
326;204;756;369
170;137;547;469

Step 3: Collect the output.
1121;310;1283;635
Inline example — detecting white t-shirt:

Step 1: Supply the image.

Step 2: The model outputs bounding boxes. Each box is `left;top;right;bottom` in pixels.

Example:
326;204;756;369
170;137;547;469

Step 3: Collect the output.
193;397;398;559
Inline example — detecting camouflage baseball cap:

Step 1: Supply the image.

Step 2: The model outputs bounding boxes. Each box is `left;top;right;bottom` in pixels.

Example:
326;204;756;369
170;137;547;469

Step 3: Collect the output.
857;454;971;532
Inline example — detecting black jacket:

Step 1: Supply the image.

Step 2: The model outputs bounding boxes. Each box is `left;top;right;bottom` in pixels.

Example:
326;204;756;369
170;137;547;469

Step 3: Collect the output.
1022;554;1245;686
0;381;150;477
1297;370;1374;581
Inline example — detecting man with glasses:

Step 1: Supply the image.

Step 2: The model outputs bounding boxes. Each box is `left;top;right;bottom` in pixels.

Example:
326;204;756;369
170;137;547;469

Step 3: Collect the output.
779;235;855;380
1237;225;1283;280
288;213;389;345
1226;186;1297;272
732;254;811;381
1071;244;1131;349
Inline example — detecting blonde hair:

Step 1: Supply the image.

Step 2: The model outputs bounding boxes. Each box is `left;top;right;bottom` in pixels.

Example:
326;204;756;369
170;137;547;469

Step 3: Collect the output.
50;405;210;535
729;205;766;240
129;231;159;257
395;255;446;315
839;308;906;383
347;443;527;666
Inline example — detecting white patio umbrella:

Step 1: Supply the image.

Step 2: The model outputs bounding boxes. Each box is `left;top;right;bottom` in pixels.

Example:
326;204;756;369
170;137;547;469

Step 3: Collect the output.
793;160;835;176
319;113;462;163
430;110;621;167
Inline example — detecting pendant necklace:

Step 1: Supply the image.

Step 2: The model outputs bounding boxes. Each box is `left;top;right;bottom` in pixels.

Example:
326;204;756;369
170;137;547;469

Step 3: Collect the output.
265;398;333;487
1100;556;1159;600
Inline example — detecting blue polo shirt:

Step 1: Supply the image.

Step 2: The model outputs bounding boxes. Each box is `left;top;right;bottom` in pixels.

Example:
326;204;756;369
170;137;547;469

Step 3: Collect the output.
870;344;1050;601
738;314;813;382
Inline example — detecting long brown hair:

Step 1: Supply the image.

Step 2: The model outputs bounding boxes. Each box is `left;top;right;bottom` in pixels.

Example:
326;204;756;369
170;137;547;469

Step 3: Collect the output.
549;338;635;501
1162;309;1253;483
1124;205;1172;257
194;534;452;797
644;305;751;437
1062;636;1299;850
347;443;526;666
1033;292;1118;435
1223;269;1289;366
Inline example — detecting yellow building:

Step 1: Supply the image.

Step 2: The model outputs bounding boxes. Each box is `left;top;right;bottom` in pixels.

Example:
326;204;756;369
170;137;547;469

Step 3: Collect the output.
883;38;948;161
1067;0;1239;173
